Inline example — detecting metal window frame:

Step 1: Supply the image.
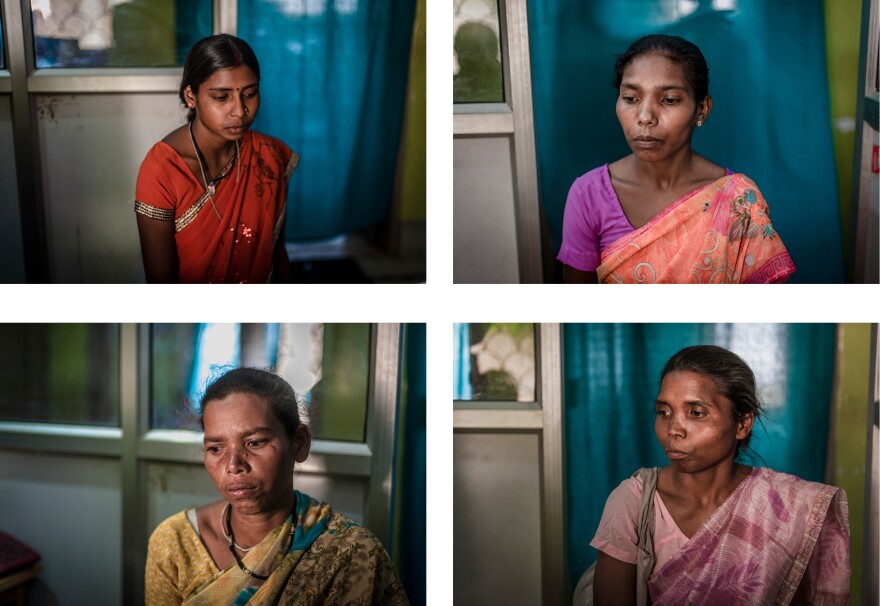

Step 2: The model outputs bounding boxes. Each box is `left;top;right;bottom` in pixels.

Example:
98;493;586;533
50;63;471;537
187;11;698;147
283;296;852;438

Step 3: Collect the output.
0;0;239;282
452;0;543;283
0;321;403;604
452;323;566;604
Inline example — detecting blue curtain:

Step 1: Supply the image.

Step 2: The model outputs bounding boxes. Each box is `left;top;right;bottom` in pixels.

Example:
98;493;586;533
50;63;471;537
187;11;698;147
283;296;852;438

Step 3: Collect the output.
238;0;417;242
528;1;844;283
453;323;473;399
394;323;426;605
563;323;836;585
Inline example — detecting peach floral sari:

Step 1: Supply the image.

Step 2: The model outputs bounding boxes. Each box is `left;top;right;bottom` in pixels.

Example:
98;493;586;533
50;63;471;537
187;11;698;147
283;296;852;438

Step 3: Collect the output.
597;174;795;283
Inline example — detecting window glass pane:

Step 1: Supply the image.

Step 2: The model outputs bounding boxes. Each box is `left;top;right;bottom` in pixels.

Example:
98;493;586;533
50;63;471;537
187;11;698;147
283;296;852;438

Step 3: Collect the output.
151;323;371;442
31;0;211;68
453;0;504;103
1;19;5;69
453;323;536;401
0;324;120;426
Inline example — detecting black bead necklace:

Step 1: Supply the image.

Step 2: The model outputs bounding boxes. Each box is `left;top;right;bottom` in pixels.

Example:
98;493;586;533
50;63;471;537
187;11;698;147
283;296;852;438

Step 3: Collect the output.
224;502;297;580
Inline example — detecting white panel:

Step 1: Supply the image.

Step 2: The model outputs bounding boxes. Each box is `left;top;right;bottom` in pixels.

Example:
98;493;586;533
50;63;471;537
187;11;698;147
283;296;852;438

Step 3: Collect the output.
0;96;25;282
453;432;542;605
145;462;368;537
36;93;184;283
0;449;122;605
453;136;520;283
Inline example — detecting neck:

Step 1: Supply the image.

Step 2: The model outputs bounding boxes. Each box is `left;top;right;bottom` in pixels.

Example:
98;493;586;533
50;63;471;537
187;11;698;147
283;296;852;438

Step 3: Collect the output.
631;146;697;191
668;458;748;507
191;119;235;166
229;491;296;548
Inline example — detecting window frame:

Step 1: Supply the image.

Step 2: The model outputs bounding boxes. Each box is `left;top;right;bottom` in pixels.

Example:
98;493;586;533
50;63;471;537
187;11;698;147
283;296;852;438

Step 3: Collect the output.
0;322;403;603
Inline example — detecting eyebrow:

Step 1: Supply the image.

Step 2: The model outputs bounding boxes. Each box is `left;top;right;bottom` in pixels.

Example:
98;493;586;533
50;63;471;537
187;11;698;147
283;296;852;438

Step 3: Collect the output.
203;426;275;442
654;399;714;408
207;83;259;92
620;82;687;92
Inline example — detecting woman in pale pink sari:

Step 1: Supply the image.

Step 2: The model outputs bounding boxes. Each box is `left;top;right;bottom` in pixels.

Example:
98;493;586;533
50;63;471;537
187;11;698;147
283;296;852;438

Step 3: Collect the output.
590;346;850;605
559;35;795;283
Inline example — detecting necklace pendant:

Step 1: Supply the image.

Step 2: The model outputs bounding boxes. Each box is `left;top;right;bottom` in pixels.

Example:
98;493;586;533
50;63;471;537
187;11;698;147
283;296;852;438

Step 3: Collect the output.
207;183;216;195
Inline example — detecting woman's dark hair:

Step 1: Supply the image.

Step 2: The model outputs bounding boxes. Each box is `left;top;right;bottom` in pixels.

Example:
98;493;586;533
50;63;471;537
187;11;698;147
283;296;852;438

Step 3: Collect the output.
613;34;710;103
200;367;301;437
660;345;763;460
179;34;260;122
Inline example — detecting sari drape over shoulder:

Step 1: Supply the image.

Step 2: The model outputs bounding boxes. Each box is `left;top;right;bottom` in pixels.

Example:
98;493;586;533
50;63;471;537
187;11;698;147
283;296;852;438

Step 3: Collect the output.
135;130;299;283
646;468;850;606
145;491;409;605
597;174;795;284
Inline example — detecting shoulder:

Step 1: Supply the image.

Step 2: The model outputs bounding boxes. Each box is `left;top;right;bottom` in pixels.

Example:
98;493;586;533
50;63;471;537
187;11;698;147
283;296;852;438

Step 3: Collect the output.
322;512;389;554
570;164;612;195
248;131;299;179
147;510;193;549
750;468;846;512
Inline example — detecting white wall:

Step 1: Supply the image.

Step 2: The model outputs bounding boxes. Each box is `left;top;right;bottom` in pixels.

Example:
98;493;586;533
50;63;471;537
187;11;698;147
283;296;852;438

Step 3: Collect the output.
36;93;184;283
453;136;520;283
453;432;543;605
0;449;122;606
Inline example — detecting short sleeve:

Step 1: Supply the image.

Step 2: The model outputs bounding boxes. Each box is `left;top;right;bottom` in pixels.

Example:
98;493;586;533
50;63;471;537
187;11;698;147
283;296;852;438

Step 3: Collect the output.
590;477;642;564
134;145;177;222
557;178;601;271
144;518;184;606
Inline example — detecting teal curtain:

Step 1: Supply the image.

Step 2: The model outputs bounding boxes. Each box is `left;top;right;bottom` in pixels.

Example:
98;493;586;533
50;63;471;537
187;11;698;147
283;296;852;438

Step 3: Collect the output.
564;323;836;585
395;323;426;605
528;1;844;283
238;1;416;242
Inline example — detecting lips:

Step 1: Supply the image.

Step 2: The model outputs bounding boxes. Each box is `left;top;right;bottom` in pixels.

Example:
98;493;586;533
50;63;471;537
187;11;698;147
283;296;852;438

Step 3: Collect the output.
225;483;258;498
665;449;688;460
225;124;249;134
632;135;661;147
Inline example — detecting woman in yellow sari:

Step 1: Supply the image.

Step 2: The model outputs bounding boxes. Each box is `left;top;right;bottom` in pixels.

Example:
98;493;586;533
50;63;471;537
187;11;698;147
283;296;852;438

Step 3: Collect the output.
558;34;795;283
145;368;408;605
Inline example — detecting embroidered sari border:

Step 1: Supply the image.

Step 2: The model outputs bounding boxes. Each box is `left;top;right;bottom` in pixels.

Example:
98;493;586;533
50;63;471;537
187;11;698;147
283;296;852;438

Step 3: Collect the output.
175;192;212;233
134;200;174;222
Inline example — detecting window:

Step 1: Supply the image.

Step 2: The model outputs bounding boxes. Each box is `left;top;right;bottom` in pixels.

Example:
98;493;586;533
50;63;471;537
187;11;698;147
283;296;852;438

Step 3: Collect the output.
454;323;536;401
1;16;5;69
150;323;371;442
0;324;120;426
30;0;212;68
453;0;504;103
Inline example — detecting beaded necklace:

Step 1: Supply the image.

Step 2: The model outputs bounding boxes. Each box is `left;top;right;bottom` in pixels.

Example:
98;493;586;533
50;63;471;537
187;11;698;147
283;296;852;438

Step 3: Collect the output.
188;121;240;220
222;501;296;580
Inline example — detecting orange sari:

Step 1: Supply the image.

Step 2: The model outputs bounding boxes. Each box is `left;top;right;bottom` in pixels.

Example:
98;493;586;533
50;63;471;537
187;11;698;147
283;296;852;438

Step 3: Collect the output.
597;174;795;284
135;130;298;283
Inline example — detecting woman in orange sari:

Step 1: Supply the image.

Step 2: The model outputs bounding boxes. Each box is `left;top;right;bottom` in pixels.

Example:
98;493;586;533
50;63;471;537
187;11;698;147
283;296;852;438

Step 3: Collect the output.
135;34;297;283
558;35;795;283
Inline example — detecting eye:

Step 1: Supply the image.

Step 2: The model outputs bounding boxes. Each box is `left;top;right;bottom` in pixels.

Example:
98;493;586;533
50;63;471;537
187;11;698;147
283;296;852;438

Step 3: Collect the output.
690;409;707;418
214;95;229;101
655;408;669;417
206;445;222;454
244;91;259;98
247;439;266;448
661;98;681;105
622;96;638;104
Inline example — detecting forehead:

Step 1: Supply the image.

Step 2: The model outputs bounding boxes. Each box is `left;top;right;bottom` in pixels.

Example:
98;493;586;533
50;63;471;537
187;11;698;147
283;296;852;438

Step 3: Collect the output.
621;52;690;89
201;65;258;90
658;370;730;407
202;392;283;433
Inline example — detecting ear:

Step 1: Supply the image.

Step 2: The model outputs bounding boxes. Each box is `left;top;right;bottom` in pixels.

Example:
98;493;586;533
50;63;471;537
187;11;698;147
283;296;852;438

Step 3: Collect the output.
735;411;754;441
183;85;196;106
292;424;311;463
696;95;713;124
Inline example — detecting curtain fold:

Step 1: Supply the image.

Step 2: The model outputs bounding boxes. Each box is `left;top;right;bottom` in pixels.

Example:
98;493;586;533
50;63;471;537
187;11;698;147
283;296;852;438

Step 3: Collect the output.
528;0;844;282
563;323;837;585
238;0;417;242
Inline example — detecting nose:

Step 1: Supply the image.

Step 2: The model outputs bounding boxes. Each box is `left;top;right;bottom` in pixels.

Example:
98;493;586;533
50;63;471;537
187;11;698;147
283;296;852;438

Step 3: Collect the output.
637;99;657;126
230;96;245;118
666;413;686;439
225;447;249;474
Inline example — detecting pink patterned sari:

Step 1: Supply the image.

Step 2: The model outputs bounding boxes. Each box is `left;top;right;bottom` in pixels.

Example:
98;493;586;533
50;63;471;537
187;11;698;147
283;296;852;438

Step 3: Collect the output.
649;467;850;605
597;174;796;283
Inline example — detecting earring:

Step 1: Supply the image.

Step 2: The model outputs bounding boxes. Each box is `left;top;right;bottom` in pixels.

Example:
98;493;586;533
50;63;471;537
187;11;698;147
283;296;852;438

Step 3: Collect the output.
697;120;703;127
188;102;194;108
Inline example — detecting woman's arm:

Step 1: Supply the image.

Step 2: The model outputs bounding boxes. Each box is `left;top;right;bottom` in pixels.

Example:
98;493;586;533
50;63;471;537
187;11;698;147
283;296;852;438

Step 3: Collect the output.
563;265;599;283
136;214;178;283
594;551;636;606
